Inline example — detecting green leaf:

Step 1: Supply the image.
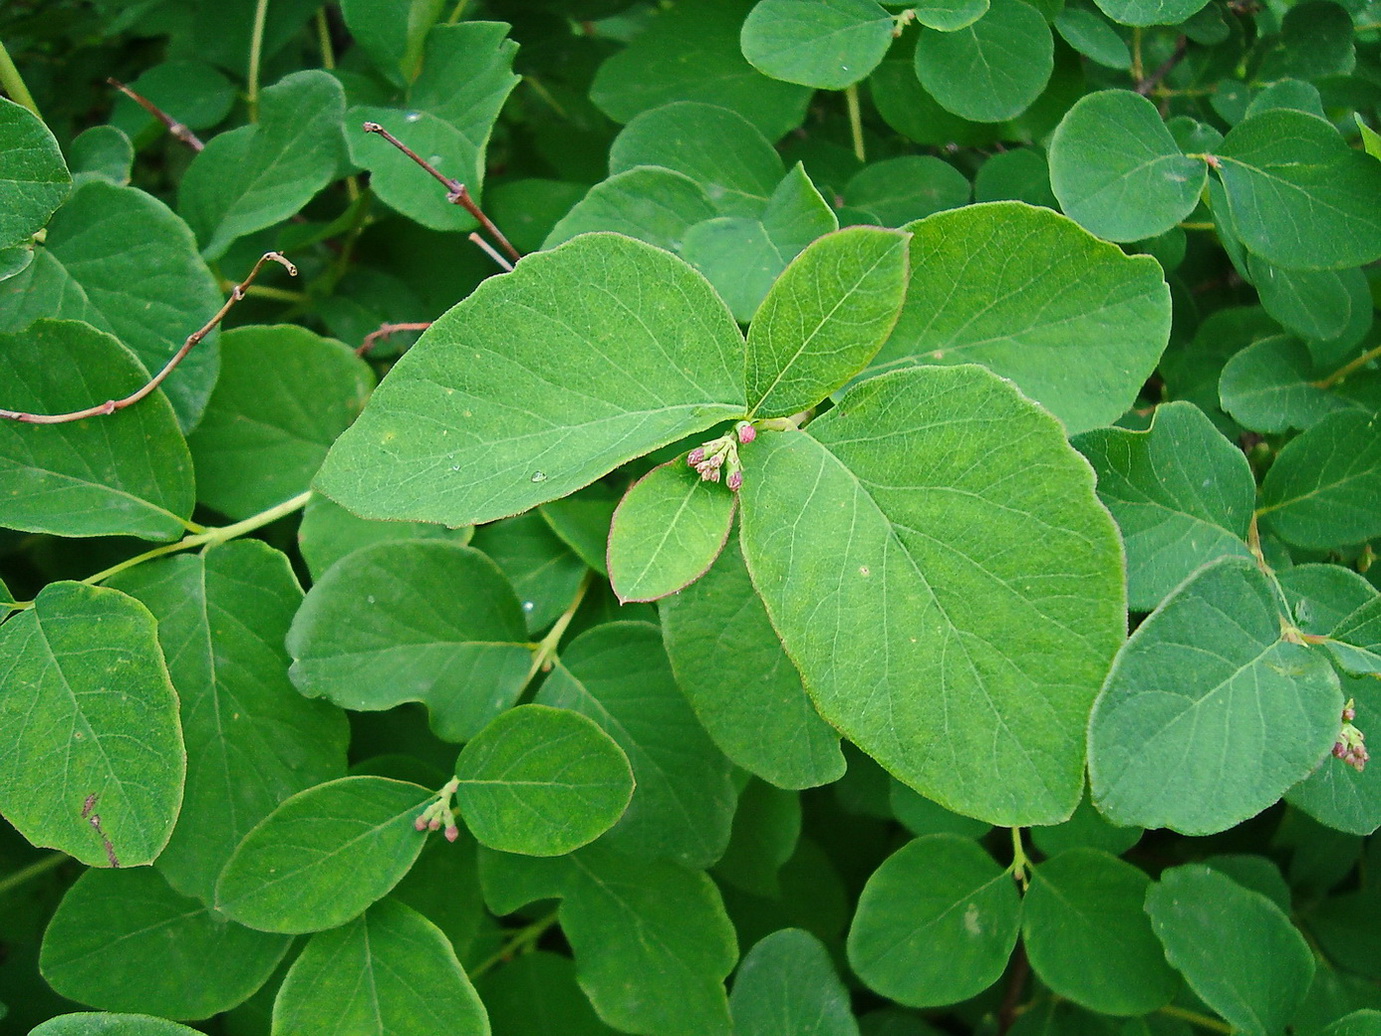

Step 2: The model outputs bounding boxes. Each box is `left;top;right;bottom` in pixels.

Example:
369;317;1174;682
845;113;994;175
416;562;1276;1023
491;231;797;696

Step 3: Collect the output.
1246;79;1326;122
1215;110;1381;271
108;60;236;142
544;167;719;252
1258;410;1381;550
1054;9;1131;69
476;951;619;1036
1022;848;1179;1015
847;835;1021;1006
0;180;223;429
0;319;194;541
1319;1013;1381;1036
662;535;846;789
540;484;619;576
890;781;993;840
215;775;432;934
1049;90;1207;242
1250;261;1364;344
1217;335;1362;434
1072;401;1256;612
871;202;1172;435
747;226;909;417
730;928;859;1036
1286;680;1381;837
179;70;345;259
740;366;1125;825
68;125;133;187
537;622;737;867
338;0;444;82
452;704;634;856
471;511;588;634
868;60;1001;147
1088;556;1341;834
478;845;738;1036
843;156;970;228
1092;0;1210;26
30;1015;204;1036
40;868;288;1019
590;0;812;141
1358;116;1381;161
740;0;894;90
272;899;489;1036
1329;595;1381;676
186;325;373;519
1265;1;1355;81
914;0;1053;123
1145;864;1314;1035
287;541;531;742
609;102;785;218
713;778;800;896
316;233;747;527
913;0;989;30
0;96;70;250
0;581;183;868
297;492;472;581
349;22;519;232
1028;792;1141;857
974;148;1059;208
106;541;349;904
608;459;737;602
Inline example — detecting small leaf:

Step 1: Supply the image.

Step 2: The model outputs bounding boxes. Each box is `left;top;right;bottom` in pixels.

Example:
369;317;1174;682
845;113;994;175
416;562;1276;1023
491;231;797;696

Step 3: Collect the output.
912;0;989;30
287;541;531;742
471;511;588;634
453;704;635;856
1092;0;1210;25
215;775;432;934
297;492;472;581
544;167;718;252
730;928;859;1036
1054;9;1132;69
1028;792;1141;858
713;778;801;896
914;0;1053;123
316;233;747;527
272;899;489;1036
740;0;894;90
0;96;70;250
1145;864;1314;1036
338;0;445;82
30;1015;204;1036
476;951;619;1036
40;868;288;1019
1258;410;1381;549
847;835;1022;1007
1286;678;1381;837
540;483;619;576
608;459;737;602
1049;90;1207;242
1089;556;1341;834
0;319;194;541
0;581;184;868
1217;335;1358;434
68;125;133;187
843;156;970;227
1249;258;1365;343
179;70;346;259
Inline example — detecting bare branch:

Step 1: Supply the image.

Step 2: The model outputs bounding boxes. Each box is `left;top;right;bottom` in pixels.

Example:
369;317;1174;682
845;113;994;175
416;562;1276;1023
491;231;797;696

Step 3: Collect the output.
1136;36;1188;97
0;252;297;425
468;232;515;271
107;77;204;151
357;321;432;357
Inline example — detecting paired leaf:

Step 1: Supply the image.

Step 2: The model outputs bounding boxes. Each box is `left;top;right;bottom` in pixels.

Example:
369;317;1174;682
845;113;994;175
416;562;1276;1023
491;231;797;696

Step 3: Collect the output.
730;928;859;1036
0;582;184;867
740;0;894;90
914;0;1053;123
1258;410;1381;549
215;776;432;933
0;96;70;250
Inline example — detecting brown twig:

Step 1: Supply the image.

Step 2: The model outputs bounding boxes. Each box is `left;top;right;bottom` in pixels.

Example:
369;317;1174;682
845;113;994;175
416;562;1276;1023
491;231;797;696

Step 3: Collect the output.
357;321;432;357
997;941;1030;1035
1136;35;1188;97
107;77;204;151
361;121;522;263
0;252;296;424
468;232;514;271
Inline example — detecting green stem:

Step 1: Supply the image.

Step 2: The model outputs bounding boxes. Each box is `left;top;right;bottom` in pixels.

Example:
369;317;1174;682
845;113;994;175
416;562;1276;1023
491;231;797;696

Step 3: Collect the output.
523;571;594;686
447;0;472;24
1315;341;1381;390
247;0;271;121
0;852;67;897
1157;1004;1232;1033
315;7;335;69
470;909;559;979
1009;826;1030;891
845;84;866;164
0;38;40;118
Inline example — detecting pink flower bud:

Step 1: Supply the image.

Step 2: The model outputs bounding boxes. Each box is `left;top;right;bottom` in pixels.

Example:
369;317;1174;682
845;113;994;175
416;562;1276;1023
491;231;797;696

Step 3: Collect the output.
687;447;705;466
428;817;441;831
737;422;756;444
707;467;721;483
1344;703;1356;722
445;824;460;842
414;815;428;832
727;470;743;491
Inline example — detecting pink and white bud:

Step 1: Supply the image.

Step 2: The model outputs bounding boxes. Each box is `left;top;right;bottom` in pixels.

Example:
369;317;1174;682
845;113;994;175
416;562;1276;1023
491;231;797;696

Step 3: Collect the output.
727;470;743;491
414;814;428;832
687;447;705;466
427;817;441;831
737;422;756;444
444;824;460;842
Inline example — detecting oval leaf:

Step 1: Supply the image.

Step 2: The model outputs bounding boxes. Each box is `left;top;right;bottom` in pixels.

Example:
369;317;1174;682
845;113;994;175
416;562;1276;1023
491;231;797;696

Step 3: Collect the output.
914;0;1052;123
0;95;70;250
1257;409;1381;549
730;928;859;1036
741;0;895;90
31;1016;203;1036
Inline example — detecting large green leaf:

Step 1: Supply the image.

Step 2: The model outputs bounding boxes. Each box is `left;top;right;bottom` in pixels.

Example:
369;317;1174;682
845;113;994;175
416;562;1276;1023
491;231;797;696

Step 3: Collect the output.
106;541;349;904
1088;556;1341;834
0;320;194;541
1049;90;1206;242
746;226;909;418
452;704;635;856
1145;864;1314;1036
187;325;373;519
870;202;1171;435
316;233;747;527
476;951;619;1036
740;0;894;90
1257;410;1381;549
741;366;1124;825
661;535;846;790
544;168;719;252
215;775;432;934
478;845;738;1036
296;492;472;581
179;70;346;260
338;0;445;83
1215;110;1381;271
1093;0;1209;25
590;0;812;141
0;581;184;867
730;928;859;1036
914;0;1053;123
349;22;519;232
39;868;288;1019
1249;259;1364;344
847;835;1021;1006
471;511;588;634
913;0;990;29
30;1016;203;1036
843;156;970;227
0;96;70;250
287;541;531;742
0;180;222;429
1022;848;1179;1015
1072;401;1255;612
537;622;737;867
272;899;489;1036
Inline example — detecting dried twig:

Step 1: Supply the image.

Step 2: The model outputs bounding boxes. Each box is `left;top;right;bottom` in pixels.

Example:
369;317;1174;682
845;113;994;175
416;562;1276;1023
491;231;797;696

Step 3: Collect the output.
1136;35;1189;97
361;121;521;263
357;321;432;357
107;77;204;151
468;232;514;272
0;252;296;424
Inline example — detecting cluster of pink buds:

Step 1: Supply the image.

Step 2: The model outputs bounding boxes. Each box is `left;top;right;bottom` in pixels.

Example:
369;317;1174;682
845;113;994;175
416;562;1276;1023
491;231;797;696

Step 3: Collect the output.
687;422;756;492
1332;699;1369;773
414;777;461;842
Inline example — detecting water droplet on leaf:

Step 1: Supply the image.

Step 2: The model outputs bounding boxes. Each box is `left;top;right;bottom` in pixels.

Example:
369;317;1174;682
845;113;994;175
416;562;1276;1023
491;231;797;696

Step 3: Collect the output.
531;471;547;482
404;111;422;123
